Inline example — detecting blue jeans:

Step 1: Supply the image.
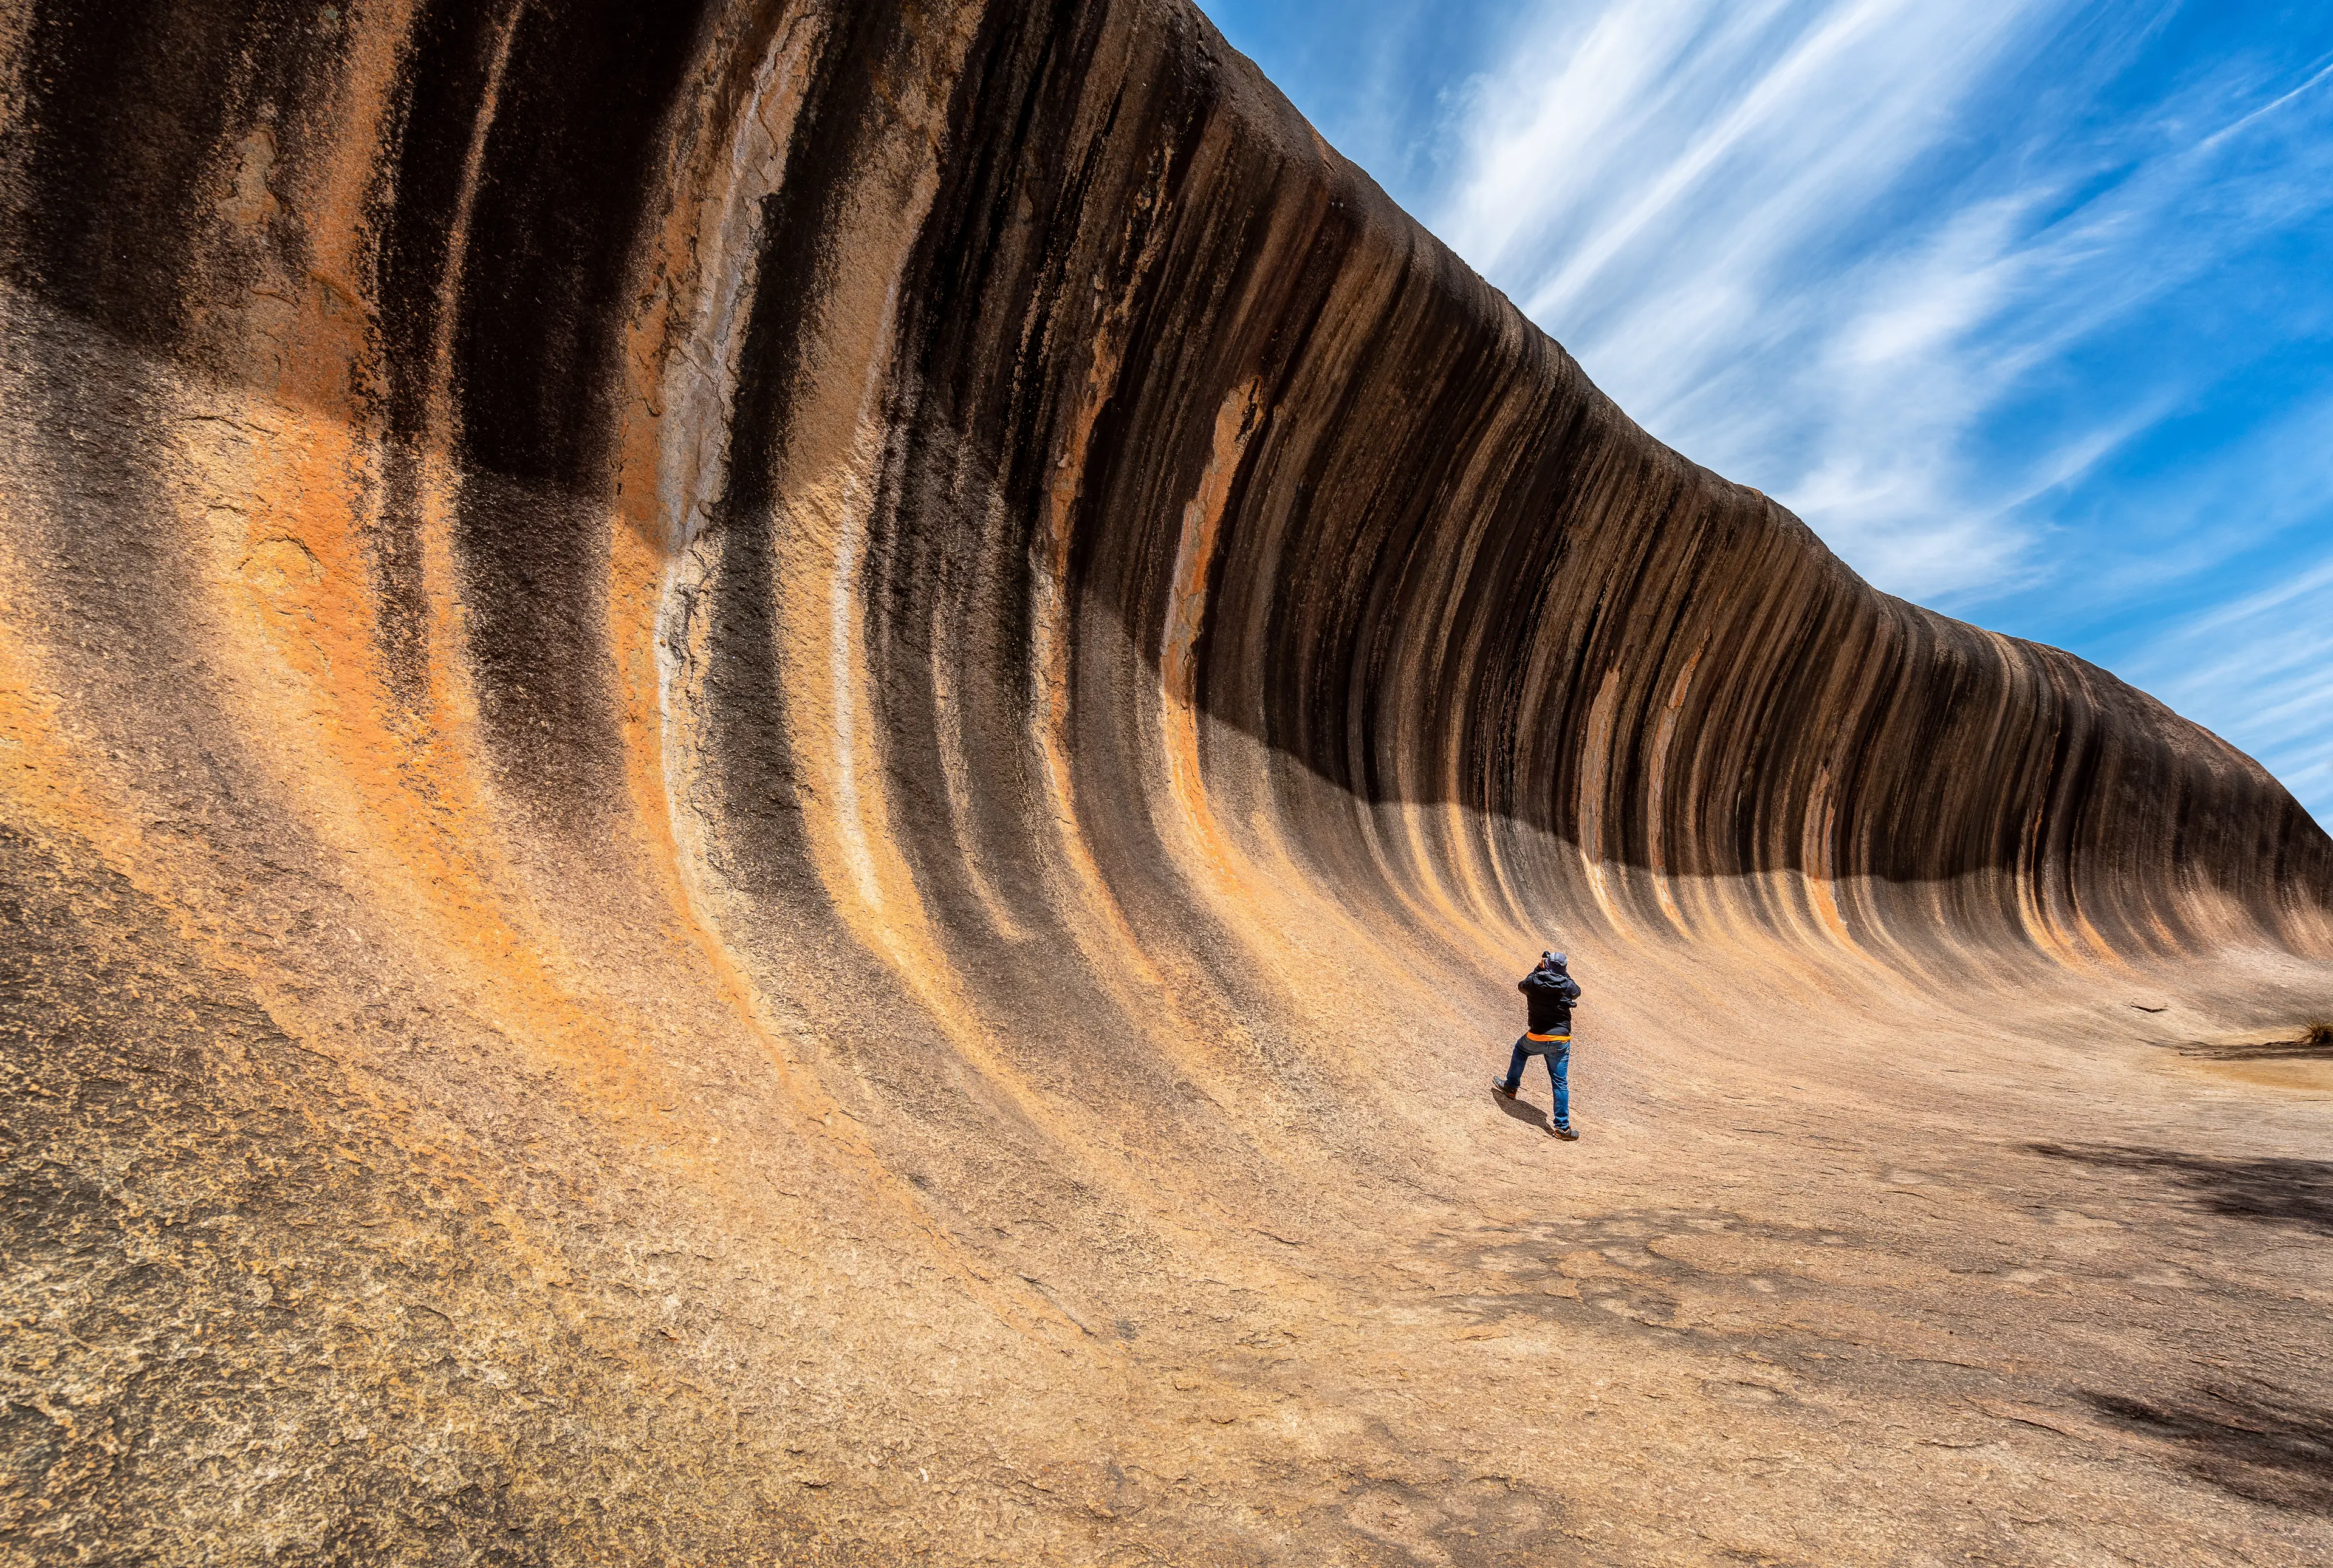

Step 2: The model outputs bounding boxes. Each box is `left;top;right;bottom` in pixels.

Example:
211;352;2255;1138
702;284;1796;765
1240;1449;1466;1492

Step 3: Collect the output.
1504;1036;1571;1128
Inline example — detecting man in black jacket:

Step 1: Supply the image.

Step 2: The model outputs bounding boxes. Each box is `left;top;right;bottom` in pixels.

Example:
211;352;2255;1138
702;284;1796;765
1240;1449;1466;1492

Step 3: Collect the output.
1494;951;1581;1139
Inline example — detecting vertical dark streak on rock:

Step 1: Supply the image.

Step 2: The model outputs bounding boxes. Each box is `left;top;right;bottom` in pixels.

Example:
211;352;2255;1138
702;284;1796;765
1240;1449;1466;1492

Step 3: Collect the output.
3;0;270;347
697;0;899;910
371;0;510;710
442;0;707;819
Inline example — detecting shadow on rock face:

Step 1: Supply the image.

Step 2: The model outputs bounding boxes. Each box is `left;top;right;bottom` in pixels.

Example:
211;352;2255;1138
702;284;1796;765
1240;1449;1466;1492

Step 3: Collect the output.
1488;1088;1551;1132
2171;1036;2333;1061
2026;1143;2333;1235
2083;1383;2333;1516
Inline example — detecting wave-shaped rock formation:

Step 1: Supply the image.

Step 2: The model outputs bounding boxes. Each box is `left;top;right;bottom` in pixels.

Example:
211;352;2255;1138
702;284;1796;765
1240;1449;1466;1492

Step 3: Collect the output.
6;0;2331;1561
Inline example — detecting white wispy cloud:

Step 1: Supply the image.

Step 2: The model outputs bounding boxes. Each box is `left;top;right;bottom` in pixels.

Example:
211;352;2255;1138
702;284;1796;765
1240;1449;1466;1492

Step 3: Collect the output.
1428;1;2333;593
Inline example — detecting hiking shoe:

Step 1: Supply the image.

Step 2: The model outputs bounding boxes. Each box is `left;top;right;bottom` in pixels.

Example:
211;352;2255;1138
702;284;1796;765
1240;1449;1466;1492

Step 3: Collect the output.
1549;1123;1580;1141
1490;1079;1518;1098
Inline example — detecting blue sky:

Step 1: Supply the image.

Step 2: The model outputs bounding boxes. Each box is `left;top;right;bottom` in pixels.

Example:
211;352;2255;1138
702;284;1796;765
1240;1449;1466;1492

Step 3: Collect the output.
1196;0;2333;827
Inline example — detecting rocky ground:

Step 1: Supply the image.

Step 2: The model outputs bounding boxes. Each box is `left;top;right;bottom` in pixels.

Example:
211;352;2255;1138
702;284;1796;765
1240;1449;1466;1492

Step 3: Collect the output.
8;783;2328;1563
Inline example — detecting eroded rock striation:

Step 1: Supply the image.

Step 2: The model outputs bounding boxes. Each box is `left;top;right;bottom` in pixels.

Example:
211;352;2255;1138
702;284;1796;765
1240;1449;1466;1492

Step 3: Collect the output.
5;0;2331;1560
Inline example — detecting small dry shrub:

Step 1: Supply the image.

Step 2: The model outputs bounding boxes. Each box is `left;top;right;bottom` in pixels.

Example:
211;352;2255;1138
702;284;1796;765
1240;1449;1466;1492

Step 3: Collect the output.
2305;1018;2333;1049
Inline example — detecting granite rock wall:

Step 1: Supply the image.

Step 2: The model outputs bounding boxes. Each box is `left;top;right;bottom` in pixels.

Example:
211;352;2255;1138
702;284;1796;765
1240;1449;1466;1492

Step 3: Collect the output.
4;0;2328;1558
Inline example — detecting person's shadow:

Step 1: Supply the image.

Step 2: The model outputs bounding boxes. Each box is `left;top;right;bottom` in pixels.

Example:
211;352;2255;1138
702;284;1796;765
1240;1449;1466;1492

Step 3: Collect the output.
1488;1086;1551;1131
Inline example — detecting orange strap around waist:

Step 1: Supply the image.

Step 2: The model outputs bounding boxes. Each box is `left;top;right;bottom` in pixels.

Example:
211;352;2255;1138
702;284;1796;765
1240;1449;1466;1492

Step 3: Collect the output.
1526;1032;1571;1042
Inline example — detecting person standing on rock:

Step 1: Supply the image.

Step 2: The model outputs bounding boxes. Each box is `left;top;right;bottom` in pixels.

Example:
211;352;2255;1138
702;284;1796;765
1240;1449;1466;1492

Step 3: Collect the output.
1494;951;1581;1139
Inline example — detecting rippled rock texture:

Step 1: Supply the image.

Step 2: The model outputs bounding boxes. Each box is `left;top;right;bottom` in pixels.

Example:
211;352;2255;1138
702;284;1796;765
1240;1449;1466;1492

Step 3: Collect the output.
5;1;2331;1562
